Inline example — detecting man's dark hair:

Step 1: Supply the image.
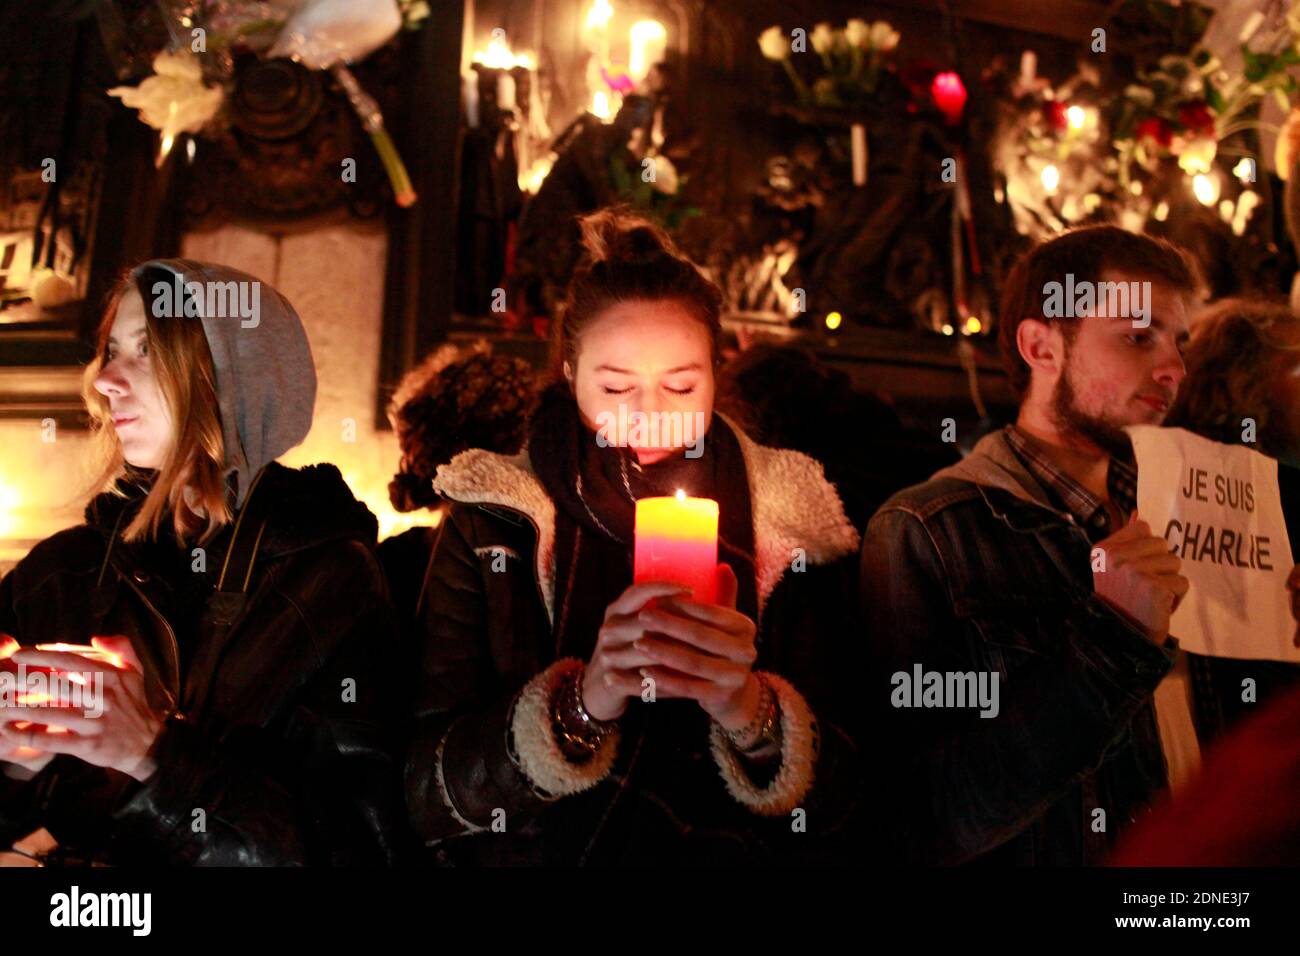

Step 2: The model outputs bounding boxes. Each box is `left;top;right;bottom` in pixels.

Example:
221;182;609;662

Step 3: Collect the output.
998;225;1201;397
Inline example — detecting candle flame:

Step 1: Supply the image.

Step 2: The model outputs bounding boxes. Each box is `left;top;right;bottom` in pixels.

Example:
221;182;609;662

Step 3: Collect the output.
586;0;614;32
675;489;686;501
473;35;536;70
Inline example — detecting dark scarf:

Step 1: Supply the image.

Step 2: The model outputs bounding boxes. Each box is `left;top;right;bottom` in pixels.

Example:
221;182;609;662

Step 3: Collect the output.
528;384;758;660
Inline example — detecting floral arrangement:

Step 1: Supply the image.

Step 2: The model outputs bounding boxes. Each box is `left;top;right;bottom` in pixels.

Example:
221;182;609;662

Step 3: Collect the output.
758;19;901;110
987;0;1300;244
106;0;426;205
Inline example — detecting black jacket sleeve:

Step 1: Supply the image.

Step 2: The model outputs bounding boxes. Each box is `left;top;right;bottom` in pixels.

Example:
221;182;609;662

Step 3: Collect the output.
860;506;1174;865
405;509;557;847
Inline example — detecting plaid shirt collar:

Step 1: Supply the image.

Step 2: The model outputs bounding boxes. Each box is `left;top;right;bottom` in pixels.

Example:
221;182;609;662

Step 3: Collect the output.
1004;426;1137;539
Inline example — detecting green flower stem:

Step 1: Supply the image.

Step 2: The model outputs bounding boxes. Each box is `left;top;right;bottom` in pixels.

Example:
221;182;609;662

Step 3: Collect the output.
372;127;417;207
781;59;810;104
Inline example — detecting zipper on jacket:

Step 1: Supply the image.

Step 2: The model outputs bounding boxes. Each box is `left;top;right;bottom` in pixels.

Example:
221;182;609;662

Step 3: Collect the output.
122;575;182;716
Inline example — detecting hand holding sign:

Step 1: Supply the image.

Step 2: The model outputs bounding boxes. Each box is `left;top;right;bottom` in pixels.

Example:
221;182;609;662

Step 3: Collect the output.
1092;513;1190;642
1128;426;1298;661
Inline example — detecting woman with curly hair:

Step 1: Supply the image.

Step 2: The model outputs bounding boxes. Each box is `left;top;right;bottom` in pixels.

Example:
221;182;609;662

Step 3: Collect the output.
379;343;538;619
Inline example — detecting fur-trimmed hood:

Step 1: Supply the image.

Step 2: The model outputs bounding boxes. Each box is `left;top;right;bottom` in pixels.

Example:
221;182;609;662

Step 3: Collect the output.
432;418;860;622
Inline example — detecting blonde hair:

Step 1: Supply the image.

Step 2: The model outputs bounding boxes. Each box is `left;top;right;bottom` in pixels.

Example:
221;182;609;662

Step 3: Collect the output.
1167;298;1300;454
81;269;232;544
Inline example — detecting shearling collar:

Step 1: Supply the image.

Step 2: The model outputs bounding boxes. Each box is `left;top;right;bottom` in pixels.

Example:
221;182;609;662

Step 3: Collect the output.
432;418;860;623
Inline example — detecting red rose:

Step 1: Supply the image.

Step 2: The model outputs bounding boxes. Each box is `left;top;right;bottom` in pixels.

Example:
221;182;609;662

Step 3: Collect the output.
1136;117;1173;148
1178;101;1215;136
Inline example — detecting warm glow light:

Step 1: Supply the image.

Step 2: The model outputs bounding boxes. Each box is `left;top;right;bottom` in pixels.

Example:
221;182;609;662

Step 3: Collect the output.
942;324;954;336
964;316;982;334
591;90;614;120
0;479;18;539
1066;105;1086;130
586;0;614;32
1232;158;1256;184
520;155;556;194
629;20;667;82
473;34;536;70
825;311;843;330
1153;200;1170;221
1192;172;1219;206
675;488;686;501
1041;164;1060;194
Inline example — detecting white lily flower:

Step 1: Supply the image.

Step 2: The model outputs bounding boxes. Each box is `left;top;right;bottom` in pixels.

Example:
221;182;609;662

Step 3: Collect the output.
108;49;224;142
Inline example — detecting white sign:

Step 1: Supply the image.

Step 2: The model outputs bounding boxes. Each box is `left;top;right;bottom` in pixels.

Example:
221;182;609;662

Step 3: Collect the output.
1129;425;1297;661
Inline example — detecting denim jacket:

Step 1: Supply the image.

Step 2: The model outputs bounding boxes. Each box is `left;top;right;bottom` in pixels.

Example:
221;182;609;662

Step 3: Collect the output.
860;429;1179;865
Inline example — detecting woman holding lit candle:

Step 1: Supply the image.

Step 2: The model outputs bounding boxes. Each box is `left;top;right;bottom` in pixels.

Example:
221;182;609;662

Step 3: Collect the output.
407;210;864;865
0;260;400;865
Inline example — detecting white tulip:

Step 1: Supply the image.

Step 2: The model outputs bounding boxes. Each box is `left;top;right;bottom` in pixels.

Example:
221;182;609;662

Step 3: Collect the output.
758;25;789;61
811;22;835;55
869;21;900;53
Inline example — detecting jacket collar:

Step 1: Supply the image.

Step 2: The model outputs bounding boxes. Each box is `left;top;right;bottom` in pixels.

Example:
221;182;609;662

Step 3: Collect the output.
432;416;860;623
930;429;1073;533
86;461;379;560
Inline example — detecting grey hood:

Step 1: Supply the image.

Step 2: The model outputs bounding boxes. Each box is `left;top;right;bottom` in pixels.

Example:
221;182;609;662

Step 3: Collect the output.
132;258;317;510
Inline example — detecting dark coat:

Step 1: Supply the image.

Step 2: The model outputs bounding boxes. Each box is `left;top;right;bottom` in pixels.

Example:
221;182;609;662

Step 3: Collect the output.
860;429;1297;866
0;462;402;866
405;427;866;865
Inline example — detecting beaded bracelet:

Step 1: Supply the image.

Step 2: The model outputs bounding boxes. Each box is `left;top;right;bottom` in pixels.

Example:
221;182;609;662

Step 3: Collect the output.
550;666;616;762
724;674;782;754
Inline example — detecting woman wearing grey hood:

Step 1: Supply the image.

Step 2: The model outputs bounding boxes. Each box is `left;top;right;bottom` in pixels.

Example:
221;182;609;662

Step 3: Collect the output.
0;260;401;865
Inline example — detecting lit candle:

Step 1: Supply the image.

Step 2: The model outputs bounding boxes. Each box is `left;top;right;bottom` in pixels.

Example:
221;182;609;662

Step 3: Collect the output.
634;490;719;604
1019;50;1036;87
850;123;868;186
0;639;126;739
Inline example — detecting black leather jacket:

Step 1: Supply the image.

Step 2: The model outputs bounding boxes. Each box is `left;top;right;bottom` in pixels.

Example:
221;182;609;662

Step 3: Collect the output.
860;430;1298;866
0;463;402;865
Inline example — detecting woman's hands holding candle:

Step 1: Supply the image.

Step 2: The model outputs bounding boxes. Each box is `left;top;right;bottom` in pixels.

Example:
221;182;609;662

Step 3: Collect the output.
583;581;693;721
633;564;764;734
0;642;165;782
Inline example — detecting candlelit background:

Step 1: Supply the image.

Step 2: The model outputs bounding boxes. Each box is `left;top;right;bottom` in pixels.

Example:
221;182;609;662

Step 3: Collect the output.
3;0;1300;571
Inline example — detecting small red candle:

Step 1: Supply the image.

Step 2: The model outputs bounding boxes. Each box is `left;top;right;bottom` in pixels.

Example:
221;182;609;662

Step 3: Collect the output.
634;490;719;604
931;71;967;125
0;638;126;742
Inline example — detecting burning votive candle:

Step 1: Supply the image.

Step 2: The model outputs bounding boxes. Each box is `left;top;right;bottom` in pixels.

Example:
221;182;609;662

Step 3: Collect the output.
633;490;719;604
0;639;126;738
